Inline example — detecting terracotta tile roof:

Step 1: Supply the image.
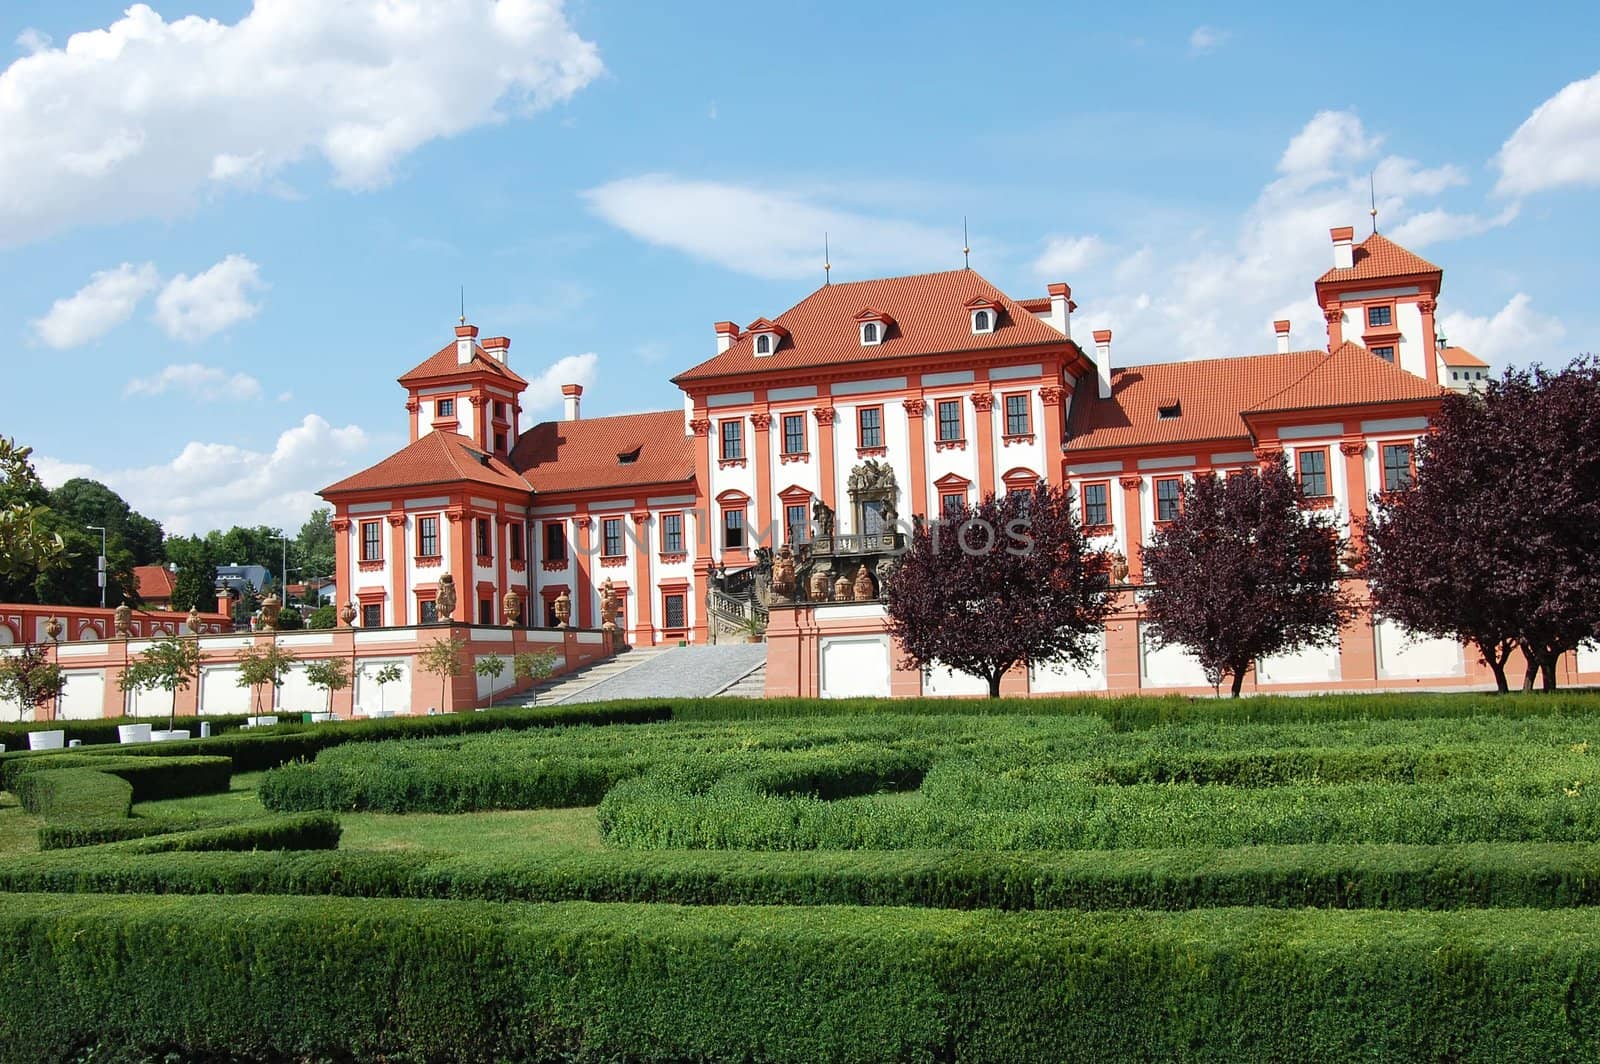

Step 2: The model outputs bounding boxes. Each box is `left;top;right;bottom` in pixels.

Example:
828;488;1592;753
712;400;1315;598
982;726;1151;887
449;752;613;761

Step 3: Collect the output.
673;269;1069;384
1440;346;1488;368
133;565;176;601
1248;341;1444;415
321;431;531;496
397;340;529;388
1066;342;1442;452
512;410;696;493
1317;233;1441;285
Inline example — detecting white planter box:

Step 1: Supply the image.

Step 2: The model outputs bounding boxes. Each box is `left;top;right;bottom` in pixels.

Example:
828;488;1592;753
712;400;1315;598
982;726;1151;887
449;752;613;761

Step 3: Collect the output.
150;729;191;743
117;724;153;744
309;712;334;723
27;730;65;751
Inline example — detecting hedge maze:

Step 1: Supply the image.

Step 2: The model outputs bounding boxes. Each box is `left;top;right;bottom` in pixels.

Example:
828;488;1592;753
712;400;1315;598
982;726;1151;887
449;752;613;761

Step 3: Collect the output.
5;693;1600;1060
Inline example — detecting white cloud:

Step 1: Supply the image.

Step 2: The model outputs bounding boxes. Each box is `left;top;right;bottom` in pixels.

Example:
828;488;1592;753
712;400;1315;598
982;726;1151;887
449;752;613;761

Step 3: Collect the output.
154;254;265;342
36;414;371;535
0;1;603;246
1189;26;1229;54
30;262;159;348
1495;69;1600;196
1032;235;1104;277
15;28;51;54
124;363;264;401
525;352;599;410
1439;294;1566;367
581;175;955;280
1277;110;1381;183
1387;204;1519;248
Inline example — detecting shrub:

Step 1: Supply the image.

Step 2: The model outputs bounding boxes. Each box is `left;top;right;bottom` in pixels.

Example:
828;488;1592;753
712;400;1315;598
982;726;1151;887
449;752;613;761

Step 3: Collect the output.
3;754;231;803
37;817;233;851
14;767;131;821
3;895;1600;1061
111;813;342;855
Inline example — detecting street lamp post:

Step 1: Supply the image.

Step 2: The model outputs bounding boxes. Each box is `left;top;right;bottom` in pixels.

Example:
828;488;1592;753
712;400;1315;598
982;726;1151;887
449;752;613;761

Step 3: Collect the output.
86;525;107;609
275;534;300;610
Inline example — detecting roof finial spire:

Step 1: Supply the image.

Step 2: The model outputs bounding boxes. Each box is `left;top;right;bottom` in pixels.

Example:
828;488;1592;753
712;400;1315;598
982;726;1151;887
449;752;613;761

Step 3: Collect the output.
459;285;466;326
1369;172;1379;235
962;217;971;270
824;232;831;285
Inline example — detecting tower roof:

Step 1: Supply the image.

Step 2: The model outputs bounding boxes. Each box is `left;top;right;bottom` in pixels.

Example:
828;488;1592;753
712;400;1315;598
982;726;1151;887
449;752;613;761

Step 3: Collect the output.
1316;233;1441;286
397;338;528;389
320;431;530;497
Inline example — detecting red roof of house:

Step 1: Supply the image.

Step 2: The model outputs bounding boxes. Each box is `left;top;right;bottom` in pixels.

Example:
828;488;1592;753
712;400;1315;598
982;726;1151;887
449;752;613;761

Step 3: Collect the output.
397;339;529;388
512;410;695;493
1317;233;1441;285
1440;345;1489;368
1065;342;1442;452
133;565;176;601
320;431;531;496
673;269;1070;384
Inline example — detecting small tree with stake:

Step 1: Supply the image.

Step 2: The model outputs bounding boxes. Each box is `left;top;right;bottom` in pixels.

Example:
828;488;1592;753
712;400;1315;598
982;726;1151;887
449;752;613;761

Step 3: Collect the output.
887;483;1113;698
371;662;403;716
1141;456;1355;698
302;658;350;719
0;644;67;723
418;635;467;712
236;643;298;714
513;650;559;705
474;652;507;708
123;634;206;732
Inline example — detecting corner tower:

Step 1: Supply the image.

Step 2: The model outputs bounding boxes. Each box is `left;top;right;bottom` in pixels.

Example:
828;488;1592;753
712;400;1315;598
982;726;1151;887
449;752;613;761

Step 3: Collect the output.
1315;228;1444;386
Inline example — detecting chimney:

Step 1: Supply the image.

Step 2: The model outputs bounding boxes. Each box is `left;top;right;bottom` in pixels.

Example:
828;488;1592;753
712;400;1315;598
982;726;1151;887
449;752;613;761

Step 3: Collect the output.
1330;226;1355;271
1274;319;1291;354
562;383;583;421
481;336;510;364
1047;282;1074;339
455;323;478;365
1092;329;1113;400
714;321;740;354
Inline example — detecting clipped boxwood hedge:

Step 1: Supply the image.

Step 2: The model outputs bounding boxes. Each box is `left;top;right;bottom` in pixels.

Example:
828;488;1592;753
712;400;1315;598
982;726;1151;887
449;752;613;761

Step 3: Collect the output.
11;842;1600;912
3;894;1600;1062
2;753;232;803
14;767;131;821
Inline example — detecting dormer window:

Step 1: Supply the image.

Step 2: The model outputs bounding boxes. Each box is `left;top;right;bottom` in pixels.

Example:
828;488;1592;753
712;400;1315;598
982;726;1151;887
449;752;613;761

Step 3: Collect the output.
617;446;641;465
861;322;879;345
854;307;893;347
755;333;773;355
744;317;788;359
973;309;993;333
1157;400;1182;420
965;297;1001;335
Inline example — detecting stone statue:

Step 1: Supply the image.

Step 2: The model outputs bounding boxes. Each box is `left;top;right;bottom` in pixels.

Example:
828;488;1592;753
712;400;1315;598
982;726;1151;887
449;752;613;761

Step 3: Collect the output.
554;588;572;627
808;567;832;602
811;498;834;538
770;545;797;602
847;458;897;496
186;606;202;634
912;514;926;538
853;564;875;602
44;616;62;642
1110;552;1129;585
339;602;357;627
502;588;523;627
258;592;281;632
435;573;457;621
874;556;900;590
599;578;618;630
833;574;853;603
113;602;132;638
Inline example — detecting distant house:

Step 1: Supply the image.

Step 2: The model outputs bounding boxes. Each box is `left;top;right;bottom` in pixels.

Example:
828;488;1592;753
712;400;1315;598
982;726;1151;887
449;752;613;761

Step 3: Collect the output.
214;564;271;597
132;565;177;610
286;577;336;607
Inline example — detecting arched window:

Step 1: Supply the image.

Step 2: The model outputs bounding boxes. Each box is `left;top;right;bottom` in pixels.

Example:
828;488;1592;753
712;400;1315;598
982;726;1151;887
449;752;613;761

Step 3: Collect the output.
862;322;878;344
755;334;771;355
975;310;990;331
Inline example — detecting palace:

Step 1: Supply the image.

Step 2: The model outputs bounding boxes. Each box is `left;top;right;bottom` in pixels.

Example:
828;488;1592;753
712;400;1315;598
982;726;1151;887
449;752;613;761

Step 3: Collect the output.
321;226;1596;697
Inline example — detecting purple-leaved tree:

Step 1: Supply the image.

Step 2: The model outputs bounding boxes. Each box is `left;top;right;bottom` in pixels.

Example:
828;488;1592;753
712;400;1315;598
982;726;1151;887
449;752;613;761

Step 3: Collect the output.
886;483;1113;698
1365;358;1600;691
1141;456;1355;697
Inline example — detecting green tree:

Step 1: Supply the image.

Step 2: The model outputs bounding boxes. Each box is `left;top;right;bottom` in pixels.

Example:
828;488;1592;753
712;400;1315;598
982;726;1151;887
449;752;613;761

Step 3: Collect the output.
295;508;336;580
474;652;507;706
0;437;66;596
123;634;206;731
513;650;559;705
165;535;222;615
48;478;165;565
418;635;467;712
306;604;337;630
236;643;298;714
276;606;304;631
0;643;68;723
371;662;403;715
303;657;350;718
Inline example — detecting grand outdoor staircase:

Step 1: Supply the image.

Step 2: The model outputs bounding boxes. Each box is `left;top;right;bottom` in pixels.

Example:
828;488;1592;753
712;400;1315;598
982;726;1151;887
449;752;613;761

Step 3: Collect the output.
495;642;768;706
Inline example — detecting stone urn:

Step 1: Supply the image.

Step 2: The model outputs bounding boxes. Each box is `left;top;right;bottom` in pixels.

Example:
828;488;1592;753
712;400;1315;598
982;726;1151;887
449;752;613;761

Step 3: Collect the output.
502;588;523;627
435;573;457;621
554;589;572;628
43;616;63;643
339;602;358;627
770;546;797;603
853;564;875;602
1110;551;1129;585
808;568;831;602
186;606;203;634
599;578;618;631
258;592;281;631
833;574;853;603
113;602;132;638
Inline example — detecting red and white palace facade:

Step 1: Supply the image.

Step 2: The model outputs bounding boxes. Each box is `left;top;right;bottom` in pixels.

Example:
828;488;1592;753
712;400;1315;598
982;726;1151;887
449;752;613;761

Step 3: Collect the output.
322;227;1600;698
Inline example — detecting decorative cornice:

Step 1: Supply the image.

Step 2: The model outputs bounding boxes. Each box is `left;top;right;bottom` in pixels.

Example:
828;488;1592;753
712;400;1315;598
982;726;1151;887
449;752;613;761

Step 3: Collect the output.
357;560;384;573
934;439;967;453
969;392;995;412
445;509;467;524
385;513;405;527
1323;307;1342;325
749;412;772;431
1417;299;1437;315
414;555;442;568
509;559;527;573
1083;523;1115;538
856;446;888;459
902;398;927;417
405;399;420;414
1118;475;1144;490
658;552;688;565
1039;386;1064;407
812;406;837;425
541;560;569;572
468;395;485;408
1002;434;1036;446
717;457;749;470
779;452;810;465
330;518;351;533
1339;440;1368;457
474;554;494;568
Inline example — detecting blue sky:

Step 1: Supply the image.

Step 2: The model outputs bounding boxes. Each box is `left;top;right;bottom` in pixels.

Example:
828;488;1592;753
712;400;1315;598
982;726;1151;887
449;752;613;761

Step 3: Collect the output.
2;1;1596;534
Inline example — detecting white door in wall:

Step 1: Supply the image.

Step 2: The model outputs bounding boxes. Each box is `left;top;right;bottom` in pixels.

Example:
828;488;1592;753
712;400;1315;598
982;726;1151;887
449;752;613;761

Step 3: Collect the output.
922;662;990;697
58;671;106;720
356;659;412;715
199;664;253;716
1030;632;1108;693
1374;620;1464;679
1138;623;1210;688
819;635;891;699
